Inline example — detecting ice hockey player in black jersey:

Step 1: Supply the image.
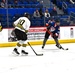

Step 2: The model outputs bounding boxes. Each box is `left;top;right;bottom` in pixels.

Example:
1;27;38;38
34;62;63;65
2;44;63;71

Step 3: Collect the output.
42;19;63;49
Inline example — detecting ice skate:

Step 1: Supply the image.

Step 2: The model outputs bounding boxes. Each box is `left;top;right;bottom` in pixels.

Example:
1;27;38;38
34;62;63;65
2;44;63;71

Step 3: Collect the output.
12;48;20;56
21;50;28;56
56;44;62;49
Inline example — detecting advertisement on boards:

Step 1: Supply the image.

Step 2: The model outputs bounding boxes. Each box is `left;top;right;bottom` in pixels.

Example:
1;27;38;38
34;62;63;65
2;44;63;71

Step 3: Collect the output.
70;28;74;38
0;26;75;43
8;27;48;42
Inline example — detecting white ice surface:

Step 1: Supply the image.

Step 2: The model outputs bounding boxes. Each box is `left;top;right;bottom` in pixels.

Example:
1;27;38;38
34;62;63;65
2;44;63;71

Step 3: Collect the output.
0;43;75;75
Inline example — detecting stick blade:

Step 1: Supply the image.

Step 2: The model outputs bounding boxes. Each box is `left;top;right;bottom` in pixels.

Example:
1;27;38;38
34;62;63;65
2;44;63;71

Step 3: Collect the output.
36;54;43;56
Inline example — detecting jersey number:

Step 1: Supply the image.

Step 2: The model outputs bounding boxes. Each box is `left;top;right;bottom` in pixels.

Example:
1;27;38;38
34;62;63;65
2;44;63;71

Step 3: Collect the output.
18;19;25;26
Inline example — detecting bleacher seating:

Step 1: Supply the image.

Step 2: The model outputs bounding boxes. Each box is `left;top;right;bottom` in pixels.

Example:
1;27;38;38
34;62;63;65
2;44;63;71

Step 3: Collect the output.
52;0;75;15
0;0;75;28
51;0;74;25
0;7;53;27
7;0;43;8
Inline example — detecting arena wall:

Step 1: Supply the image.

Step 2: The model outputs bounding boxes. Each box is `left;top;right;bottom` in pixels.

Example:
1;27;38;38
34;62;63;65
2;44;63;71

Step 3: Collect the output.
0;26;75;47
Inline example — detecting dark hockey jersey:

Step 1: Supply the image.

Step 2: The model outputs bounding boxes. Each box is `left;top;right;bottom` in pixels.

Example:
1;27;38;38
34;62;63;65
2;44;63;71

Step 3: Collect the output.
47;21;60;35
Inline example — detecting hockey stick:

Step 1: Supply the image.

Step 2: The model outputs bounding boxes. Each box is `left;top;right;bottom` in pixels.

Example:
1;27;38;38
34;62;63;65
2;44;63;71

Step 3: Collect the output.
47;30;69;50
56;45;69;50
27;42;43;56
61;47;69;50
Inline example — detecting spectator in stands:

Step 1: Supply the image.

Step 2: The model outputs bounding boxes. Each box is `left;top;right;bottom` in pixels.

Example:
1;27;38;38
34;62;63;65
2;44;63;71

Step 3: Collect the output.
0;0;6;8
50;7;57;16
70;0;75;4
33;9;40;18
14;0;18;8
67;0;75;4
39;8;44;18
44;9;50;18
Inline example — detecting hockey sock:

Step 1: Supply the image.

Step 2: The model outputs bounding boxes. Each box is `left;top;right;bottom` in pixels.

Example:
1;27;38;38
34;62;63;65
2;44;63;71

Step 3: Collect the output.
53;37;60;46
21;44;27;50
21;44;28;54
42;38;48;47
14;46;19;50
14;42;21;50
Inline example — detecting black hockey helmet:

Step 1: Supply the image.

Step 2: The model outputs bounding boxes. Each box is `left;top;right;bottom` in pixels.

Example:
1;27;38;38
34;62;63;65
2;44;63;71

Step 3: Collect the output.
55;19;60;25
24;13;30;19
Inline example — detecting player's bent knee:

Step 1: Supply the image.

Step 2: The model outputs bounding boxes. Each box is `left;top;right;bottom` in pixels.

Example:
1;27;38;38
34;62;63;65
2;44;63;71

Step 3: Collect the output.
17;43;21;47
22;44;27;47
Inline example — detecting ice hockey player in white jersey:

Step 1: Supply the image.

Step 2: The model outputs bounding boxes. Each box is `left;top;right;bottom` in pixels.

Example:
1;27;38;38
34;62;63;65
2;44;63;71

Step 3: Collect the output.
13;13;31;55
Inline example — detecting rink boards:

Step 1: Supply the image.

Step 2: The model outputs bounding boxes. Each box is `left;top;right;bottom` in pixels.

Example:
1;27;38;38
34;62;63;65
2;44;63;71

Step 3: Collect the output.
0;39;75;47
0;26;75;47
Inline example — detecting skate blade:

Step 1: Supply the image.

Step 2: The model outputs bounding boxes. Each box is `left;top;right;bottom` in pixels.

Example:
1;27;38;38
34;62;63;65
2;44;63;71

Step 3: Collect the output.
12;51;20;56
21;53;28;56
